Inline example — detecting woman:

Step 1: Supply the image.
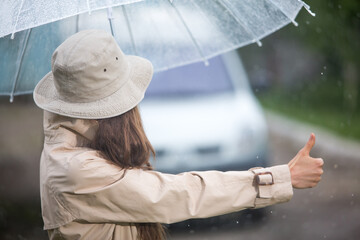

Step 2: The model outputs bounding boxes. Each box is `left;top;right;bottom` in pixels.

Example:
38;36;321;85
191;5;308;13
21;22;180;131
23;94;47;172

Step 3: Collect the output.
33;30;324;240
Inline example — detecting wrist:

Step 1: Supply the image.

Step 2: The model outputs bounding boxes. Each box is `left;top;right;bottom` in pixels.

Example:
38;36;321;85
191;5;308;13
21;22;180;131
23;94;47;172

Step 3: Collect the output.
287;163;296;188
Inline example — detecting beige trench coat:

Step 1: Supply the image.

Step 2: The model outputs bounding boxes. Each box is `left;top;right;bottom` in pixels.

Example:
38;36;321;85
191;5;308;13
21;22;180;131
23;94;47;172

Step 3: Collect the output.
40;111;293;239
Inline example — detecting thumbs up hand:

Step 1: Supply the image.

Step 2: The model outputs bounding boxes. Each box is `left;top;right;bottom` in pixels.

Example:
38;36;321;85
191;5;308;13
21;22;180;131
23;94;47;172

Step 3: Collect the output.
288;133;324;189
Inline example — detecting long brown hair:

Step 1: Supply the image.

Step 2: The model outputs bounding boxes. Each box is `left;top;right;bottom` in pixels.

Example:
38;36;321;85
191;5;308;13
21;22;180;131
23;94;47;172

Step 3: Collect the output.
90;106;166;240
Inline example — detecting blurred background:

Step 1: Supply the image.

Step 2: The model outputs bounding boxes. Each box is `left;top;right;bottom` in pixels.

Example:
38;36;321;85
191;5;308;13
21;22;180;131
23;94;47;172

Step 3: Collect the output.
0;0;359;239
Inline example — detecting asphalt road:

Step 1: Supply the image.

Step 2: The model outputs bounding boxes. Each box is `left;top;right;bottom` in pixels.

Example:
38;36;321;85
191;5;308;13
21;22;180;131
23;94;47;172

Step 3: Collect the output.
170;112;360;240
0;103;359;240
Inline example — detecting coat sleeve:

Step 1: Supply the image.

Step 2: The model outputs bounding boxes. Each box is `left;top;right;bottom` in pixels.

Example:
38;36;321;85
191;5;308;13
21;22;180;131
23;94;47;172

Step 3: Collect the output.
55;151;293;224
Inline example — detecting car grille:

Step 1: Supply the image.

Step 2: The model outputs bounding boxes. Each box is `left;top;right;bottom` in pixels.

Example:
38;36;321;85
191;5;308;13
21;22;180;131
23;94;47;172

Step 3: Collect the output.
155;149;166;158
154;145;221;160
196;145;221;155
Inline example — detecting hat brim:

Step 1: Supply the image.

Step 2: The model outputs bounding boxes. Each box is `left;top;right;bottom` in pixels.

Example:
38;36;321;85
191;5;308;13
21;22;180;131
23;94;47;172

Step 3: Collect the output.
33;55;153;119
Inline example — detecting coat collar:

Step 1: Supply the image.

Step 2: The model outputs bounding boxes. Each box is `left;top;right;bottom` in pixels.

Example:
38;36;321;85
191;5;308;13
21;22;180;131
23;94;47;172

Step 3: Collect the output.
43;111;98;147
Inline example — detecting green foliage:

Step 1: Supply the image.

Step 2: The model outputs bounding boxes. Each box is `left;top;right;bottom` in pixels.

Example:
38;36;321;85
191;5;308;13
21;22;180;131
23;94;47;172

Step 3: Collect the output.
245;0;360;140
287;0;360;74
257;85;360;140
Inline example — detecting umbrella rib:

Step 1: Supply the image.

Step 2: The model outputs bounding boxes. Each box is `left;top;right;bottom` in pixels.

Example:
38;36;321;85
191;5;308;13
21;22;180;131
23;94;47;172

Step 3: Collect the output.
86;0;92;14
167;0;209;66
10;0;26;39
107;7;115;36
10;28;32;103
267;0;299;26
216;0;262;47
297;0;316;16
122;5;138;55
75;14;80;32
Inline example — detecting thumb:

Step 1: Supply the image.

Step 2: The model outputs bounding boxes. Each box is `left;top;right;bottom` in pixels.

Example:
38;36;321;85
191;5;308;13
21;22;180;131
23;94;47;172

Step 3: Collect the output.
302;133;316;155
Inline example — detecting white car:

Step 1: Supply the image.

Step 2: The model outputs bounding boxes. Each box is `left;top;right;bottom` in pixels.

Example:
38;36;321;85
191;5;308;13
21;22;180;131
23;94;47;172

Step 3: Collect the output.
140;51;269;174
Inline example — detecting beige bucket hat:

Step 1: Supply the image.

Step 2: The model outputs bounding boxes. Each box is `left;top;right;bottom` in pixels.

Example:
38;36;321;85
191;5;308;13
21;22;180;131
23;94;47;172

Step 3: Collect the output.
33;29;153;119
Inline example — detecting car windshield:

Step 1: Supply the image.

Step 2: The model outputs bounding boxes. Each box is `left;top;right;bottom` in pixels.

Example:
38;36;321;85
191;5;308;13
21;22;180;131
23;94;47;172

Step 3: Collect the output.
144;56;234;98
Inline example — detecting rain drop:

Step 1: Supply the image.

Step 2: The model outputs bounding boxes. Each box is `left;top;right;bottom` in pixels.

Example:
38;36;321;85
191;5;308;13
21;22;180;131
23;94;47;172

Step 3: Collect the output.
270;210;273;214
323;66;327;70
330;195;334;199
333;164;338;169
338;4;342;9
306;20;310;25
351;193;354;197
256;155;259;159
321;72;324;75
236;220;239;224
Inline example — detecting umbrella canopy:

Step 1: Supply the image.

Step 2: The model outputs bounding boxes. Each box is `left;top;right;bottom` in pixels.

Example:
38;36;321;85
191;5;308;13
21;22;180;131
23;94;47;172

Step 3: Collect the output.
0;0;315;101
0;0;143;38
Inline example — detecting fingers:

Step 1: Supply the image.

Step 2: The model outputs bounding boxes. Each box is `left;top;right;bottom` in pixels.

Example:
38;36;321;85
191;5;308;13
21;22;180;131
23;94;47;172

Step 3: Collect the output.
315;157;324;167
302;133;316;155
312;157;324;187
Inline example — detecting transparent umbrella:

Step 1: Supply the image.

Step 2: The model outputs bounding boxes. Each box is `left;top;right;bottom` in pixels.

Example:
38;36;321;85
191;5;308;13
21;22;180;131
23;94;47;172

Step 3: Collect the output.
0;0;315;101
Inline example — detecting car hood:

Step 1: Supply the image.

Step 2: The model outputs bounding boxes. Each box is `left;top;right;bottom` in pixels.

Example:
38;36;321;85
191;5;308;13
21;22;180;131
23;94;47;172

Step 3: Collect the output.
139;92;265;150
